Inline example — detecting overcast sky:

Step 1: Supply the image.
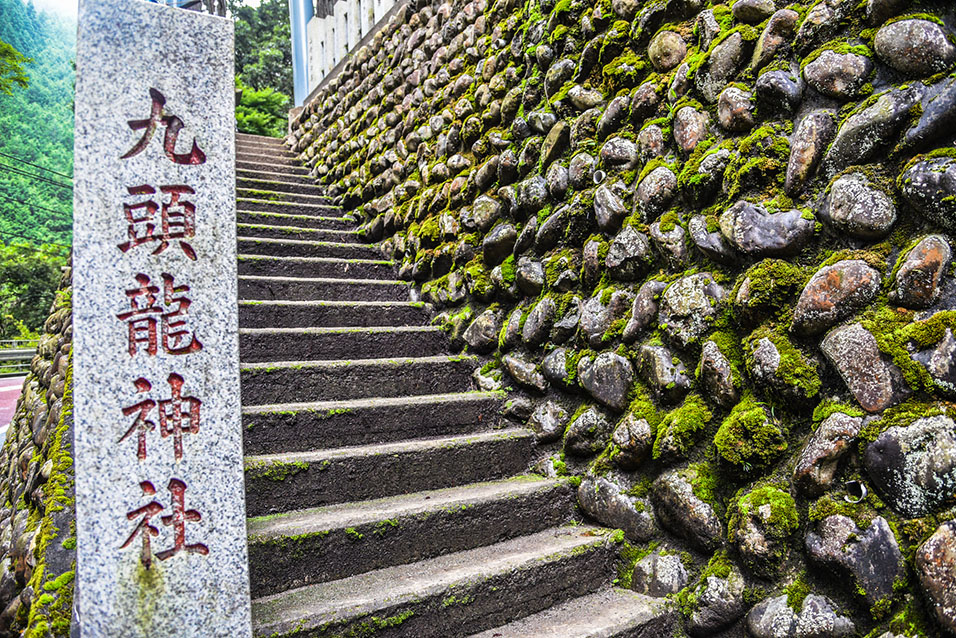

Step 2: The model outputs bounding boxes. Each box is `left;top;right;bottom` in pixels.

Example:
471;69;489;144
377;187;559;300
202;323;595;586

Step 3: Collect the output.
29;0;262;20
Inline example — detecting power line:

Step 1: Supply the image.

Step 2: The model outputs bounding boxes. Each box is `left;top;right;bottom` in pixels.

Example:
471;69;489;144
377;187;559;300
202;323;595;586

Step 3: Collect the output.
0;231;71;250
0;163;73;190
0;192;70;219
0;151;72;180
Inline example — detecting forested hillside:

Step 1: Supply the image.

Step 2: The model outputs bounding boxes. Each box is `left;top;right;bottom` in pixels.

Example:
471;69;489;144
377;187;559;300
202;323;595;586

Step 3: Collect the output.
0;0;74;248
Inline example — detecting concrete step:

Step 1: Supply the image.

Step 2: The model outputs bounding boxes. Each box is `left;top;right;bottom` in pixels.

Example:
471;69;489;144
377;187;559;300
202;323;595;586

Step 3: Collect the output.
238;177;328;197
240;354;479;404
237;210;353;229
467;589;675;638
237;256;397;281
242;391;503;453
244;428;536;516
247;477;575;597
237;198;343;216
237;237;380;260
239;325;449;363
236;222;361;243
237;132;286;146
237;188;334;207
237;160;310;176
234;141;295;155
237;275;408;302
236;145;293;159
237;151;299;167
236;168;319;186
250;526;616;638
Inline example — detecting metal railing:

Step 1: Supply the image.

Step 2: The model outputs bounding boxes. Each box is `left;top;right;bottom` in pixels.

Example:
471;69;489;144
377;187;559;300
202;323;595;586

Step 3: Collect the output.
0;340;37;377
147;0;226;17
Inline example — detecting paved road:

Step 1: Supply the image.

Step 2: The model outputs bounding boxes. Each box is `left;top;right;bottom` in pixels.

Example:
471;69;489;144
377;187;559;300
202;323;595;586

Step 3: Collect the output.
0;376;26;430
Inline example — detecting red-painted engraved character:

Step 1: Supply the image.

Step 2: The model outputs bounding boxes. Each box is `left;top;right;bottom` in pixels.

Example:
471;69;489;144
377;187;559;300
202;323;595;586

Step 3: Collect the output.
116;274;202;356
120;481;163;569
117;185;197;260
120;88;206;165
118;378;156;461
158;373;201;462
155;478;208;561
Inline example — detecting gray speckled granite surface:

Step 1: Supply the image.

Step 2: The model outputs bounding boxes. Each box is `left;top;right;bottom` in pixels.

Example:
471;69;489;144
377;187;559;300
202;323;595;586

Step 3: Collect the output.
71;0;251;635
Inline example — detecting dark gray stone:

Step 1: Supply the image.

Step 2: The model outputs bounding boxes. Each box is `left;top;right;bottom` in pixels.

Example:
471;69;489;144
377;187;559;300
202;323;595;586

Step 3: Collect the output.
651;467;723;551
636;166;677;218
639;344;692;404
864;414;956;517
521;295;555;346
472;195;502;232
565;405;613;455
875;19;956;77
611;412;653;469
821;323;911;413
747;594;855;638
719;201;815;257
658;273;726;348
577;476;656;541
793;412;863;496
916;520;956;635
515;256;545;296
542;347;574;390
698;340;739;409
594;181;629;232
606;226;653;282
824;87;922;172
803;49;873;99
579;352;635;411
631;553;688;597
462;309;499;353
806;515;905;606
600;136;638;167
819;173;896;239
502;353;548;393
686;567;747;637
622;280;667;343
528;401;569;442
755;68;804;116
900;156;956;230
696;31;747;103
597;96;630;140
890;235;951;308
482;223;518;266
751;9;799;70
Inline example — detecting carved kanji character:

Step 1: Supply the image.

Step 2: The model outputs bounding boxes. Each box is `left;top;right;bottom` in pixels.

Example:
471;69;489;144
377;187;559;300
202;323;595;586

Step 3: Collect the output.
155;479;208;561
120;481;163;569
116;273;202;356
118;374;201;462
120;88;206;165
158;373;201;462
117;185;197;260
121;479;208;568
118;378;156;461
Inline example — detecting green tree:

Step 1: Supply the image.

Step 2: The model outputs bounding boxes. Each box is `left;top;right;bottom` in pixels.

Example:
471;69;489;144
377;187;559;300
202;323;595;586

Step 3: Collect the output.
236;76;289;137
0;242;68;340
230;0;292;137
0;37;29;95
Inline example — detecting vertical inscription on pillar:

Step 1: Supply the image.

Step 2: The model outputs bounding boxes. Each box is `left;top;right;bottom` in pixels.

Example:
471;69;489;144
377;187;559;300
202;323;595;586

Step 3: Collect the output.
72;1;250;636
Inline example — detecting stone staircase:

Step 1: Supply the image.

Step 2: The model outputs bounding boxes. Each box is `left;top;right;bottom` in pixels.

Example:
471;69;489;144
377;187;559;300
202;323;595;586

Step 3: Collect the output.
234;133;668;637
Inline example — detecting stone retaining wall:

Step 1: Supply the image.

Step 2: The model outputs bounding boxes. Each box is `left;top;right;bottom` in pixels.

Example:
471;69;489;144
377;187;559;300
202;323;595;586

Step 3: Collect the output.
0;264;74;638
290;0;956;634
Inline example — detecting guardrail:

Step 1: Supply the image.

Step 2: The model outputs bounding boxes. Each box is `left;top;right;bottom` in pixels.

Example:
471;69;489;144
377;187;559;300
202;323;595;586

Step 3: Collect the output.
0;341;37;377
